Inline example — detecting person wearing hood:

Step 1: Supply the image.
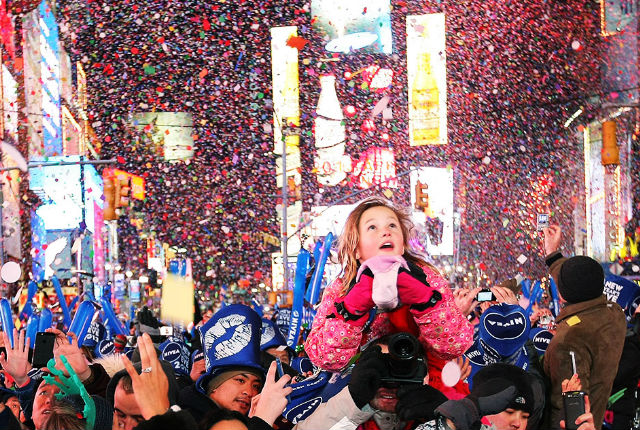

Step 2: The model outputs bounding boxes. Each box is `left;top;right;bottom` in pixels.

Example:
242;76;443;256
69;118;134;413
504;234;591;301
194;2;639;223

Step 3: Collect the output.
542;225;626;429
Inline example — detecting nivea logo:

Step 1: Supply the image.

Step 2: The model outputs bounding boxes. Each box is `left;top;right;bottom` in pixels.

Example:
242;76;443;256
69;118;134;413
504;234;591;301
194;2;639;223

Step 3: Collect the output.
162;343;182;359
284;397;322;424
98;340;115;356
483;311;527;339
533;331;553;346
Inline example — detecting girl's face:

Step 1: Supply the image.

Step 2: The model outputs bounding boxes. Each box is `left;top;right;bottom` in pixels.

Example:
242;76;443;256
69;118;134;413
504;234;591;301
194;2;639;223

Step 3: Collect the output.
356;206;405;263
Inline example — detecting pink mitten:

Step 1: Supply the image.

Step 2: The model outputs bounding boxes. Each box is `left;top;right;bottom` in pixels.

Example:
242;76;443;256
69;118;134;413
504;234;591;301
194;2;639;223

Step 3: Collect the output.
357;255;409;310
335;271;375;324
397;261;441;314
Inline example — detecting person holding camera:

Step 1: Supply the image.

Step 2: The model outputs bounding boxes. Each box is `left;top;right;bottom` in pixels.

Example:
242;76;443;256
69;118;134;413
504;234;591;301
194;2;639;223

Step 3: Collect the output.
294;333;450;430
541;226;626;430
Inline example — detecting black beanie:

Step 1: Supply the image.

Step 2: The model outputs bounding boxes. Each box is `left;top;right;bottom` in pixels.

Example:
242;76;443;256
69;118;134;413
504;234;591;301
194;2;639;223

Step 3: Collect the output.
557;256;604;304
472;363;535;414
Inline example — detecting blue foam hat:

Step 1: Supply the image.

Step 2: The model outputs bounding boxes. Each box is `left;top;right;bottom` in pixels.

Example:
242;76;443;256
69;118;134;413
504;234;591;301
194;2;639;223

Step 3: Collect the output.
196;304;264;393
529;327;553;356
290;357;315;374
274;308;291;339
159;337;191;376
260;318;289;351
191;349;204;367
83;321;106;348
604;274;640;323
478;304;530;358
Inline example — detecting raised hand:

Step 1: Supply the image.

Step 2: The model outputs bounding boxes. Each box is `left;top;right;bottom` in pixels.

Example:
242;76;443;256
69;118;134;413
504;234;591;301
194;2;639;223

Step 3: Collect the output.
121;332;170;420
543;225;562;256
46;328;91;381
249;361;292;426
453;287;481;317
0;329;32;386
560;395;595;430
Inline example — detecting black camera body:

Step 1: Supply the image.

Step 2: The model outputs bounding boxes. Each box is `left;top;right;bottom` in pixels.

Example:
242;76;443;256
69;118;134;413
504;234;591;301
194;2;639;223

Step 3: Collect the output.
379;333;428;386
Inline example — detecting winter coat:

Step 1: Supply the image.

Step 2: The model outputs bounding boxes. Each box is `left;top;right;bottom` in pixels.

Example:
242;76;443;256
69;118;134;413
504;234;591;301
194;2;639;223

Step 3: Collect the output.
605;327;640;429
543;294;626;429
305;265;473;372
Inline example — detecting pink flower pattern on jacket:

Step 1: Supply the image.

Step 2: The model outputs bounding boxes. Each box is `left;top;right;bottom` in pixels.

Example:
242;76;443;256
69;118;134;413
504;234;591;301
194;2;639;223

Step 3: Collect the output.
305;265;474;371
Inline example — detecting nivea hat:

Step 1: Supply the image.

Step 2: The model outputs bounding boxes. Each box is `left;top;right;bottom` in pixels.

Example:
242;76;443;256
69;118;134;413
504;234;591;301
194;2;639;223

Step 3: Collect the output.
478;304;530;358
196;304;265;393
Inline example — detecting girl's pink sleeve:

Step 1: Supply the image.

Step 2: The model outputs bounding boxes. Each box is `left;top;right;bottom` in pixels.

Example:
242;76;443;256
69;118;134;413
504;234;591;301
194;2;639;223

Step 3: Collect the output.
413;268;474;360
304;279;366;371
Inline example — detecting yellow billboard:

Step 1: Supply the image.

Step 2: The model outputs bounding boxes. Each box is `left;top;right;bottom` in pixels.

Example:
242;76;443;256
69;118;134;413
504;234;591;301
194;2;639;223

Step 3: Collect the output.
407;14;447;146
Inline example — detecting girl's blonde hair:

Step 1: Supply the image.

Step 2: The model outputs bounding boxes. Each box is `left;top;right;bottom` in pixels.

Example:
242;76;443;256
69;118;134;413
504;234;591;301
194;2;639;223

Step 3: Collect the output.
337;196;435;295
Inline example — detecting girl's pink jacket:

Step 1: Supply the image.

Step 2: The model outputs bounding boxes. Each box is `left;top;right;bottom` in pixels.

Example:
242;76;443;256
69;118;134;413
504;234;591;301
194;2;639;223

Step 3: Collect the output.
305;265;474;371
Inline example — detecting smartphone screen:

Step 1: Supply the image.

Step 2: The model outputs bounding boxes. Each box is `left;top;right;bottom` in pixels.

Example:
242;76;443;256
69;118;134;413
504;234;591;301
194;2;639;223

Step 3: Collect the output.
477;290;496;302
536;214;550;231
32;332;56;368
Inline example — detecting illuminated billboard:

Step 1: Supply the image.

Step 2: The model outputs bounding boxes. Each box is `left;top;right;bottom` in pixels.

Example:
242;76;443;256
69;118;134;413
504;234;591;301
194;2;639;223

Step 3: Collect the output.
2;64;18;143
311;0;392;54
351;147;397;189
407;14;447;146
31;156;83;230
131;112;194;161
410;167;454;255
38;0;63;157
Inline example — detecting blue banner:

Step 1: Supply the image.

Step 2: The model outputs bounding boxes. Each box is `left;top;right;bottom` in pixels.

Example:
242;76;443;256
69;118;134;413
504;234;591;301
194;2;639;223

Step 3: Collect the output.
288;249;310;348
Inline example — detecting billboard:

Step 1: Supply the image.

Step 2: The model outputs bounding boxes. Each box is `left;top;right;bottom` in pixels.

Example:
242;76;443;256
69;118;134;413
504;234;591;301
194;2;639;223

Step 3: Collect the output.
38;0;63;157
2;64;18;143
410;167;454;255
406;14;447;146
311;0;392;54
131;112;194;161
31;156;83;231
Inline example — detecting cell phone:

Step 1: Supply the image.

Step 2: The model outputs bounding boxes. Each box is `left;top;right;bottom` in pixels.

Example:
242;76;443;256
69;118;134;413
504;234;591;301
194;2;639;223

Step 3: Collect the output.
563;391;586;430
32;332;56;368
159;326;173;336
477;289;497;302
536;213;550;231
275;357;292;403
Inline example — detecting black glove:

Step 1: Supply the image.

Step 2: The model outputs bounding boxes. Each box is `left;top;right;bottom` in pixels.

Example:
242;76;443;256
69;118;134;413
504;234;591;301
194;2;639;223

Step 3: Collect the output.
348;345;387;409
436;378;516;430
396;384;449;422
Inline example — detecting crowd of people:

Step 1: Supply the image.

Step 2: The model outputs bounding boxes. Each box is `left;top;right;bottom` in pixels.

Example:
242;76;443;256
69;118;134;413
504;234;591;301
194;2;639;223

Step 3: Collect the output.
1;197;639;430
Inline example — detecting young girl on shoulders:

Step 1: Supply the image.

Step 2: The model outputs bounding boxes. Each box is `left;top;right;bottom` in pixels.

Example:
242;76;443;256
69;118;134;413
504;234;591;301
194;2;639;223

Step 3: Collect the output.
305;196;473;371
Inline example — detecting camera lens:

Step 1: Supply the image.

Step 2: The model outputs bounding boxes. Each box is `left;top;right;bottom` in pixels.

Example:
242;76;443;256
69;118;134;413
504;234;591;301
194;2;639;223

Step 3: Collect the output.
389;334;417;359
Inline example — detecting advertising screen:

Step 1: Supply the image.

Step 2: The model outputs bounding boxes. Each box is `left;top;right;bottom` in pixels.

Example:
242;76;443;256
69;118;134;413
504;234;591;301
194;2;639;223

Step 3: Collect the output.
2;64;18;143
410;167;454;256
31;156;83;230
311;0;392;54
39;0;63;157
406;14;447;146
131;112;194;161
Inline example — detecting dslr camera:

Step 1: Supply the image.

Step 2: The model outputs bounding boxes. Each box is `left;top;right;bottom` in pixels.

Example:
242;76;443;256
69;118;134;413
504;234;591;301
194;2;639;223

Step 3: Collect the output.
379;333;428;386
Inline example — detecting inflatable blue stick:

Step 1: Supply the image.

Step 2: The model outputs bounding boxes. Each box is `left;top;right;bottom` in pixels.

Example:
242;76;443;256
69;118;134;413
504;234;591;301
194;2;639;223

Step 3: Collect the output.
288;249;310;348
100;297;126;336
68;301;96;345
51;276;72;329
306;233;334;306
19;280;39;321
521;279;532;299
525;280;543;316
39;308;53;332
548;277;560;317
305;241;324;303
0;298;15;347
26;315;40;349
69;296;80;313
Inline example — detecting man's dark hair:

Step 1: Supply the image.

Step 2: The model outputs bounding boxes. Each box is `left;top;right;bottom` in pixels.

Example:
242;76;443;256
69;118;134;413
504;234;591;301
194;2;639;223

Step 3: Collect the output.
199;408;249;430
118;375;134;394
